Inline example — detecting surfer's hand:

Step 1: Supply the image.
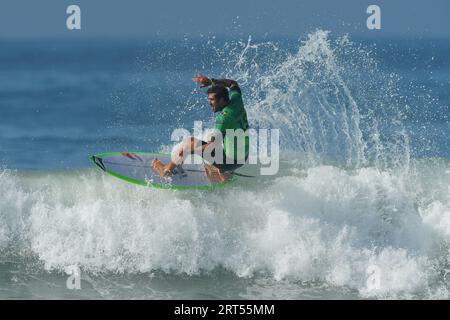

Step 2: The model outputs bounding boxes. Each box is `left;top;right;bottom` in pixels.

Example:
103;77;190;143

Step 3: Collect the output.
192;74;211;87
207;132;215;143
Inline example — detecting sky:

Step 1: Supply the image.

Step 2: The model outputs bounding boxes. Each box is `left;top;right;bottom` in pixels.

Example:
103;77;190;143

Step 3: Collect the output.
0;0;449;39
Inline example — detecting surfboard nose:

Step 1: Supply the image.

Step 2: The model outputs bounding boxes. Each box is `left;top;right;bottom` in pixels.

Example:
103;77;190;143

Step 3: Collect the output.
90;155;106;171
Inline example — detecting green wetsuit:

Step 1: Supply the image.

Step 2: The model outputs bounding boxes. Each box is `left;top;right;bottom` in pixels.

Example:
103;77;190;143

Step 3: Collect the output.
215;89;250;163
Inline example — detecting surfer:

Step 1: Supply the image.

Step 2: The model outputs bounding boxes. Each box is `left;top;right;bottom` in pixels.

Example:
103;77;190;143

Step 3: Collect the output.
151;74;249;182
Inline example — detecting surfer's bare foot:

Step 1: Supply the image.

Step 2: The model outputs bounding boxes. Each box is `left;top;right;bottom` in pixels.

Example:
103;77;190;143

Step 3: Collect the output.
221;172;233;181
204;164;229;183
152;159;178;177
151;159;169;177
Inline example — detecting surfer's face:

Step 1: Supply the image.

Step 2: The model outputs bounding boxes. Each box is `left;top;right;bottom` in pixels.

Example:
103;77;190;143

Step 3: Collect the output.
208;93;224;112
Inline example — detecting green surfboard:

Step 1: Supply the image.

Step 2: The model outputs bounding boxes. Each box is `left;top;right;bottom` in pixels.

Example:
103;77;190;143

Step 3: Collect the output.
89;151;235;190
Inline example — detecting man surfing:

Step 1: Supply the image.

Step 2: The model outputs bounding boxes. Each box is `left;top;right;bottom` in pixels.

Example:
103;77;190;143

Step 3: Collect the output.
151;74;250;182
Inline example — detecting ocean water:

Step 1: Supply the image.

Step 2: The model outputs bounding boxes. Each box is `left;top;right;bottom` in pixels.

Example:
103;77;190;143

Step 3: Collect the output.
1;31;450;299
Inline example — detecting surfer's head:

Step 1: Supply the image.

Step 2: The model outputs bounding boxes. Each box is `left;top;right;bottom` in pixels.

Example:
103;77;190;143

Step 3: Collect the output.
207;85;229;112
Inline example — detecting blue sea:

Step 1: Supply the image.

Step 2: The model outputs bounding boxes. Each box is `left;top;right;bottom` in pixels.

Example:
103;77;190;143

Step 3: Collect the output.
1;30;450;299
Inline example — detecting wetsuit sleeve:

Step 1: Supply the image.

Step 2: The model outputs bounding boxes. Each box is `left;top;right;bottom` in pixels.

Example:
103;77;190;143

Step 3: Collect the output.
229;89;243;107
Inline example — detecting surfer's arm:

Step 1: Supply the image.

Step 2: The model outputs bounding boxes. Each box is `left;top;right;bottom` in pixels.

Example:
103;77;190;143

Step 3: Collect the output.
201;142;212;152
192;74;241;92
194;133;221;153
185;137;214;154
210;79;240;92
191;141;213;155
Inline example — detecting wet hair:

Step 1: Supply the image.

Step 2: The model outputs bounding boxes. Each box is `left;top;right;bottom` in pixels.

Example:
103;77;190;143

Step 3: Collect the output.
207;85;229;103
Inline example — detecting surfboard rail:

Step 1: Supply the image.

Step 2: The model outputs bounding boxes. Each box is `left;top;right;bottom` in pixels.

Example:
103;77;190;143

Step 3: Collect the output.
89;151;236;190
